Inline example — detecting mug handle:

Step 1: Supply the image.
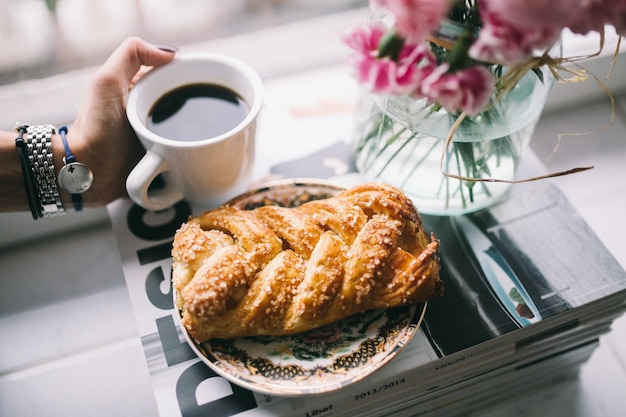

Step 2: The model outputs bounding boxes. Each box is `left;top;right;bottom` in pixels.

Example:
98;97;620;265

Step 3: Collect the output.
126;151;185;211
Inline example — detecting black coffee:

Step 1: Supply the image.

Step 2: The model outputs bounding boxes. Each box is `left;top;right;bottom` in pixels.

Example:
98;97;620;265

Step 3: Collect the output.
148;83;248;141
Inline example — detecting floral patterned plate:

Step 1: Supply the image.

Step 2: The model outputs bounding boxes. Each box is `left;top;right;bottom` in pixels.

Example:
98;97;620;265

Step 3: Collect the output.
182;303;426;396
176;179;428;396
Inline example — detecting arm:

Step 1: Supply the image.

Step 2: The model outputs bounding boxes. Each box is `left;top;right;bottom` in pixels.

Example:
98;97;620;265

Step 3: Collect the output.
0;37;177;213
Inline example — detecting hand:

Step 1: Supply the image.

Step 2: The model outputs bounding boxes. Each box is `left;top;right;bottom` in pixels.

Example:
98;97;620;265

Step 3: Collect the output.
63;37;177;207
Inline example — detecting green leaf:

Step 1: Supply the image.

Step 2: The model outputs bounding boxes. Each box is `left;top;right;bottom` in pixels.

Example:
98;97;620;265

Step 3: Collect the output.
531;67;545;84
378;31;405;61
447;30;476;71
43;0;57;13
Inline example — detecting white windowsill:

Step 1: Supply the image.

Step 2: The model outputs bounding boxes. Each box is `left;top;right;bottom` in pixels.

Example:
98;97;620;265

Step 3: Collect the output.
0;8;623;248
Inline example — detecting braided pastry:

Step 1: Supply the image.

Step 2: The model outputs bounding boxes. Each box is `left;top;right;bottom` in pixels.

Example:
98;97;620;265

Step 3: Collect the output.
172;182;442;342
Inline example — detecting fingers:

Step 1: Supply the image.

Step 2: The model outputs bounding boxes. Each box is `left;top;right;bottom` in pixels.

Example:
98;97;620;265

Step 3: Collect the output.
96;36;177;89
130;66;153;89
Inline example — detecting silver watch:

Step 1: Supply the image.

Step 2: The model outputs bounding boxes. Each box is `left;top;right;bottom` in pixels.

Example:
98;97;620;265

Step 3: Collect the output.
26;125;65;217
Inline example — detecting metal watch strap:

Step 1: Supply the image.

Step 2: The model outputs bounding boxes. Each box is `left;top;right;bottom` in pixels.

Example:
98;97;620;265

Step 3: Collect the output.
26;125;65;217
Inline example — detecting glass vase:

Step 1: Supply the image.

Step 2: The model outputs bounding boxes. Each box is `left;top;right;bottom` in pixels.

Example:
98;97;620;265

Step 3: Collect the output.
353;65;556;216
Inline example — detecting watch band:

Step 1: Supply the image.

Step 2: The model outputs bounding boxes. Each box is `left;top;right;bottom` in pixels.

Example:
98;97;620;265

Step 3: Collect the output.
14;124;43;219
26;125;65;217
57;125;93;211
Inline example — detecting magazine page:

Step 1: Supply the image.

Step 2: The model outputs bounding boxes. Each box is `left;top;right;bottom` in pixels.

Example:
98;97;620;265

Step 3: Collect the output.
421;180;626;356
108;194;443;416
108;139;626;417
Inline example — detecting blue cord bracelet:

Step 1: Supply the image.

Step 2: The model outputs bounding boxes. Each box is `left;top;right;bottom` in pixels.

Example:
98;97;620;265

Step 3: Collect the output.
58;126;93;211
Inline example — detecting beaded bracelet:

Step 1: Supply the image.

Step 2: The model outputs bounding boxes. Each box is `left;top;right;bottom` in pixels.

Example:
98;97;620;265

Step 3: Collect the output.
14;125;42;219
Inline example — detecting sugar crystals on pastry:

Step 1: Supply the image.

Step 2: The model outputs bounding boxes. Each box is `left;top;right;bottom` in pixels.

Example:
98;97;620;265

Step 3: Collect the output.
172;182;443;342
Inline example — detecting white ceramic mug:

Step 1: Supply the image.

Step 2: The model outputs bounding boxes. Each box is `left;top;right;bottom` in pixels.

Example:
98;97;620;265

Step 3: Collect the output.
126;53;263;211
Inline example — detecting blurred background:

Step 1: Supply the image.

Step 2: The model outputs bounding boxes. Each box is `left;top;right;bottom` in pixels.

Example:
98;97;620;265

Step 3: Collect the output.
0;0;367;85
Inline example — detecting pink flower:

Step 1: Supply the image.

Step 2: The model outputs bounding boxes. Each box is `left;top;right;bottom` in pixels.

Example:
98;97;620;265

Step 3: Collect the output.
371;0;451;41
567;0;626;36
469;0;572;65
343;23;437;95
469;18;561;65
476;0;578;29
419;64;496;116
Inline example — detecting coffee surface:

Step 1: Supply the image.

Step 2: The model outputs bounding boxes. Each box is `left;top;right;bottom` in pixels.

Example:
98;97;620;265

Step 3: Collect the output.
148;83;248;141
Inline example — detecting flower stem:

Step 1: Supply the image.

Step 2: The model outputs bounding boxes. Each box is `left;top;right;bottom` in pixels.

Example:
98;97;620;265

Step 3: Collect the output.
375;131;416;178
366;115;406;171
400;139;439;189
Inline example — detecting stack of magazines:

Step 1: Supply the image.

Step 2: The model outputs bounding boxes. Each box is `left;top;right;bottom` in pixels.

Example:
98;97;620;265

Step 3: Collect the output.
108;143;626;417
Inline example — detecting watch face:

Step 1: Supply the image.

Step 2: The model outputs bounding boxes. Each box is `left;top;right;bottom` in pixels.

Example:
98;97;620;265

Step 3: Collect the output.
58;162;93;194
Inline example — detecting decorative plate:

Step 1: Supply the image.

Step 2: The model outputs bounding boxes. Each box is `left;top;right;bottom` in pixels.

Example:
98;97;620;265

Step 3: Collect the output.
175;179;428;396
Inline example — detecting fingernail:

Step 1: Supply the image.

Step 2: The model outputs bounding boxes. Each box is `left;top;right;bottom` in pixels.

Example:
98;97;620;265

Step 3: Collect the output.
157;44;179;53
